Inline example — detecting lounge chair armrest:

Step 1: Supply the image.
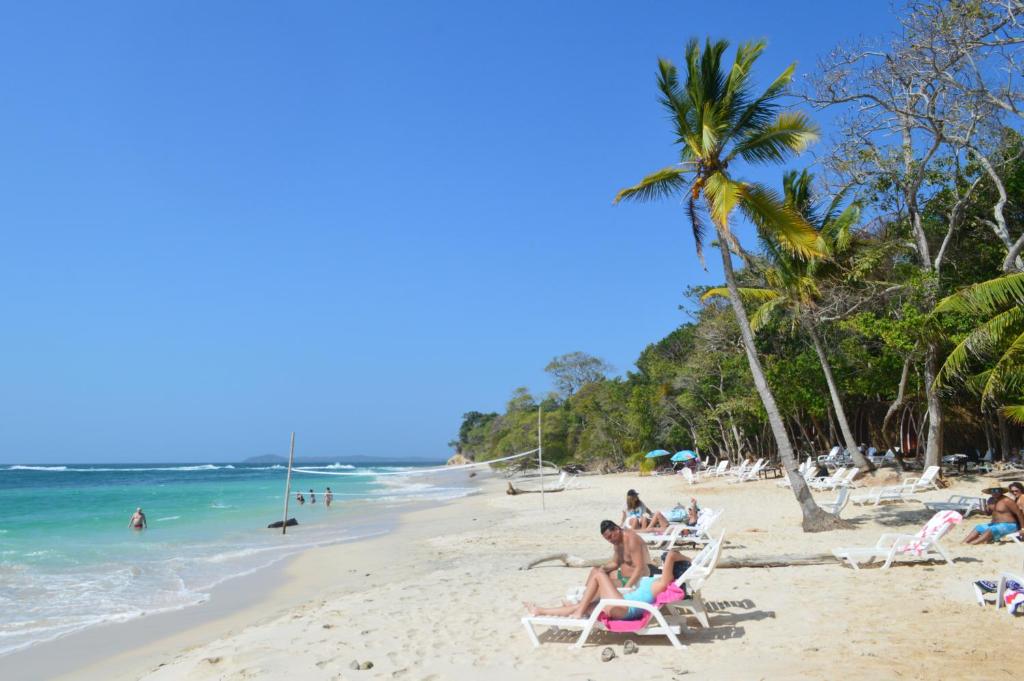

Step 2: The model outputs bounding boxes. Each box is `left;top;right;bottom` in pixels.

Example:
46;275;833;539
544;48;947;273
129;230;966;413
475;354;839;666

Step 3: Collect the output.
875;533;914;548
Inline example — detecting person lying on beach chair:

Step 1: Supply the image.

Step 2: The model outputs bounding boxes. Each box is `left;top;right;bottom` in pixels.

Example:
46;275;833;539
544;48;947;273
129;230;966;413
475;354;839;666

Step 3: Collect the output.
523;540;692;621
963;495;1024;544
622;490;699;531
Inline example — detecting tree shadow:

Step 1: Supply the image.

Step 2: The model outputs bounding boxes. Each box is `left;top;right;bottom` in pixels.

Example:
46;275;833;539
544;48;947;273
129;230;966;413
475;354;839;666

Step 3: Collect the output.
833;556;982;570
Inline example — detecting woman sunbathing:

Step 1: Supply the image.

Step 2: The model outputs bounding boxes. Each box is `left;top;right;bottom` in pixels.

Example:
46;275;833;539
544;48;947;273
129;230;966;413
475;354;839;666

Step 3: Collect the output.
524;550;691;621
633;497;701;531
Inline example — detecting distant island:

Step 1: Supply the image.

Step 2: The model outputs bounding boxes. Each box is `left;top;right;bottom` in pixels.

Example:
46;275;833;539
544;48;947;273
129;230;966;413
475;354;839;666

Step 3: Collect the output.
241;454;444;466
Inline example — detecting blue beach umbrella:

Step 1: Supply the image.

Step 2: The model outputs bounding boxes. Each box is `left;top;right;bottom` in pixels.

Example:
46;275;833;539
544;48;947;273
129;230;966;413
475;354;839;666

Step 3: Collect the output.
671;450;697;462
645;449;671;459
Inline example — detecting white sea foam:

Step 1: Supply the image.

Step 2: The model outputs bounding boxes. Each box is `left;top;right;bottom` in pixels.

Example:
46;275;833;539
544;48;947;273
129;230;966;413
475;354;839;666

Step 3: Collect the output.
4;464;239;473
6;465;68;471
155;516;181;522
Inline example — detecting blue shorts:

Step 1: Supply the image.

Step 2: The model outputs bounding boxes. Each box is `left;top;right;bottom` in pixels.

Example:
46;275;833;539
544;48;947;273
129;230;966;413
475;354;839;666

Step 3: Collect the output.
974;522;1019;540
623;576;657;620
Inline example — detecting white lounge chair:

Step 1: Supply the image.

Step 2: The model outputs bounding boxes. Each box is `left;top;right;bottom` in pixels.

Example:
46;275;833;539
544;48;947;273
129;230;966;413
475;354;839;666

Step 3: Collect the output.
832;510;962;570
851;465;941;506
638;509;723;550
709;461;730;477
680;467;699;485
819;486;851;517
728;459;765;483
923;495;987;517
529;533;725;648
902;465;942;493
807;467;848;491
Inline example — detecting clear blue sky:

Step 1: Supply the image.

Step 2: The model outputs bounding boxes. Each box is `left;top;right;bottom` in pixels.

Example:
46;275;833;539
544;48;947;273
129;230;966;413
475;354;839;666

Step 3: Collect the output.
0;1;897;463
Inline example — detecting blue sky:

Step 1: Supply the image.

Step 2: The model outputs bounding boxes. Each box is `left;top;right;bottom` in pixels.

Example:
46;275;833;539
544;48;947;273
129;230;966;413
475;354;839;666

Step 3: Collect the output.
0;1;898;463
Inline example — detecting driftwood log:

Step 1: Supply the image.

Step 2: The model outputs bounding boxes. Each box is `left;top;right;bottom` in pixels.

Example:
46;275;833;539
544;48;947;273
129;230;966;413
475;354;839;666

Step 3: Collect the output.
505;483;569;493
521;552;835;571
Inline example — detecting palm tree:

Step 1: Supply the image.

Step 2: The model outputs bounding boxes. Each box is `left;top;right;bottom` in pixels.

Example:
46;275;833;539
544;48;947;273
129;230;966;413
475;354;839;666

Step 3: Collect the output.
701;170;875;475
934;271;1024;429
615;38;842;531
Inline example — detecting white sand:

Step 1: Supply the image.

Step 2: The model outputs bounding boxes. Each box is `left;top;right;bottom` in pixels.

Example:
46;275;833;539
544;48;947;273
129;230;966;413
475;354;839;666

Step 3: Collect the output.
22;470;1024;679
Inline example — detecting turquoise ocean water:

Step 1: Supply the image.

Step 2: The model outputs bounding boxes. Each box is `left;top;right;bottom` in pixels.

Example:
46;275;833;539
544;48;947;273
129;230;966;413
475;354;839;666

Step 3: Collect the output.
0;461;474;656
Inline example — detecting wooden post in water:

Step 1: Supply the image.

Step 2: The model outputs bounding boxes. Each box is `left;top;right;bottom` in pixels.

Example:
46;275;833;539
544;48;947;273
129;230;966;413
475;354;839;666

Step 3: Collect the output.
281;432;296;535
537;406;545;510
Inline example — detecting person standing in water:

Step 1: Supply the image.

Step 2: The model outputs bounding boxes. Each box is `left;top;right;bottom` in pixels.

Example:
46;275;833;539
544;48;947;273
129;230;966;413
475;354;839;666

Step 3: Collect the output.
309;489;316;504
128;507;147;530
325;487;333;507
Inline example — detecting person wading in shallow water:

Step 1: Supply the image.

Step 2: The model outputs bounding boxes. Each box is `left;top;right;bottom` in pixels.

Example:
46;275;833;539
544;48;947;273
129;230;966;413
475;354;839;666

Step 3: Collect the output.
128;507;147;531
324;487;333;507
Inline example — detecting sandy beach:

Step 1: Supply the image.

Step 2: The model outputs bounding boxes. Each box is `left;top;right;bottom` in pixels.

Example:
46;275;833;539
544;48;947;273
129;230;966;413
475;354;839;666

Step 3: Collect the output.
6;468;1023;680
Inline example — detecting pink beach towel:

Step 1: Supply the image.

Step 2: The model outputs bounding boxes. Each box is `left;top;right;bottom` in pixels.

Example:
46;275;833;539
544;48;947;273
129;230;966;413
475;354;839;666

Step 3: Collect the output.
900;510;962;556
596;583;686;633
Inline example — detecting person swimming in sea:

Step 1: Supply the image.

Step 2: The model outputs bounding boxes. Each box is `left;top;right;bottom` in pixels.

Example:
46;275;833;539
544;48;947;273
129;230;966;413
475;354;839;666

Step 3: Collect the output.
325;487;333;507
296;492;305;505
309;489;316;504
128;507;147;530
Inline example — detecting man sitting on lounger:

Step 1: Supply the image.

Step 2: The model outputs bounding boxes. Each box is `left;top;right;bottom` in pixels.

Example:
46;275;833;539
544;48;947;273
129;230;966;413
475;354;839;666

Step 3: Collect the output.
523;521;691;620
963;494;1024;544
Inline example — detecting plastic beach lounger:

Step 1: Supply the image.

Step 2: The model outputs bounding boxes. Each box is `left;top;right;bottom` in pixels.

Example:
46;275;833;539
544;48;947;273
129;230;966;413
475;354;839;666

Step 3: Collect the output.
832;510;962;570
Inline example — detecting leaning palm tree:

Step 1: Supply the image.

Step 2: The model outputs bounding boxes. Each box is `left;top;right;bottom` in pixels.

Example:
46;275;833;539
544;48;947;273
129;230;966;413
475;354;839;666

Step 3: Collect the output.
615;38;841;531
702;170;875;475
934;271;1024;426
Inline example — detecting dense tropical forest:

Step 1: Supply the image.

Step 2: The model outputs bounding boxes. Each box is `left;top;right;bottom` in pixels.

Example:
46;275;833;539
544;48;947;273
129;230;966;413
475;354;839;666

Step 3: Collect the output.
452;1;1024;526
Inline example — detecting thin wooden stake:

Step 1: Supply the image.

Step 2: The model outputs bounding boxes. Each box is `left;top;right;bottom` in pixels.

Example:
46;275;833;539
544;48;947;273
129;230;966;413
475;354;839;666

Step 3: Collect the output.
281;432;296;535
538;406;545;510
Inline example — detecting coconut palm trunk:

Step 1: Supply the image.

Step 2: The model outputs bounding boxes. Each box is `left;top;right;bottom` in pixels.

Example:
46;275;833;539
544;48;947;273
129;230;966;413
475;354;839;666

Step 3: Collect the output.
716;227;843;531
923;345;944;468
806;325;874;474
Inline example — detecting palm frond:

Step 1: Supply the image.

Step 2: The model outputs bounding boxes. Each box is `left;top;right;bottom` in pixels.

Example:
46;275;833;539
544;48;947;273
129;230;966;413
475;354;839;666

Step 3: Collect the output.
934;272;1024;316
983;331;1024;399
701;286;780;304
738;183;823;258
936;306;1024;388
703;171;742;227
728;112;819;165
1002;403;1024;425
749;295;786;333
687;195;707;269
728;61;795;137
614;166;690;204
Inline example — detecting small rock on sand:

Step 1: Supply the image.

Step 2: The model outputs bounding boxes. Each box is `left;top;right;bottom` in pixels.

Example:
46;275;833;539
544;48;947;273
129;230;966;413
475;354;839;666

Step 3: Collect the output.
601;647;616;662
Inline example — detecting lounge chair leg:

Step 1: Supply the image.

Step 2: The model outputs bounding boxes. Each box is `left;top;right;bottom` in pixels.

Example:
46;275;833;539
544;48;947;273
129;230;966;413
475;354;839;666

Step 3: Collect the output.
691;594;710;628
521;619;541;647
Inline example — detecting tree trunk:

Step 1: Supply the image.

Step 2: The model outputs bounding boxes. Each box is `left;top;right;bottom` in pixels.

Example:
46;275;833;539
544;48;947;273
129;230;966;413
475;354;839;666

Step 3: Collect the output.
715;237;840;532
807;325;874;474
998;409;1012;461
923;344;944;469
881;358;911;437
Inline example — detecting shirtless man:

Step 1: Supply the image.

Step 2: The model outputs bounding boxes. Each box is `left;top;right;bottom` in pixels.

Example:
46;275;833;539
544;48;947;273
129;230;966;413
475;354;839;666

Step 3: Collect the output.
596;519;657;589
128;507;147;531
1008;482;1024;538
964;494;1024;544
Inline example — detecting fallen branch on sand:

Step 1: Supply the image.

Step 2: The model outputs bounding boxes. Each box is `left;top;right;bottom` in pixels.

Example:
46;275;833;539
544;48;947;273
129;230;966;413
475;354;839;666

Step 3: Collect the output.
520;554;605;570
506;482;566;495
521;552;836;571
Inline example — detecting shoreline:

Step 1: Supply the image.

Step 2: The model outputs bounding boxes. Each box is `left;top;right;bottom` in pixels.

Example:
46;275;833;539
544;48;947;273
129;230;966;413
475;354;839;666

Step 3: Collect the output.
0;484;490;681
6;470;1023;680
